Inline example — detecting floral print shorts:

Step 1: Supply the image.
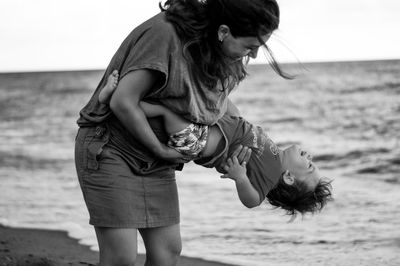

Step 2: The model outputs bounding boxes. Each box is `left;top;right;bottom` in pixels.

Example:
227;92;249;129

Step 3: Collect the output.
167;123;208;157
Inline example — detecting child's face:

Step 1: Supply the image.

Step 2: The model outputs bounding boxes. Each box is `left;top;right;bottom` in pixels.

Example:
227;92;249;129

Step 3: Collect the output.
281;145;321;190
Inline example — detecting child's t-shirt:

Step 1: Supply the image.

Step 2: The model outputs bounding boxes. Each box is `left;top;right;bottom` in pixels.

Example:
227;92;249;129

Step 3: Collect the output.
195;115;283;202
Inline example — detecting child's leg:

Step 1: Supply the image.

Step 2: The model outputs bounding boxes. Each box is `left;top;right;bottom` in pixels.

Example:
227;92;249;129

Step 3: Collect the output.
99;70;119;104
98;70;190;135
140;102;190;135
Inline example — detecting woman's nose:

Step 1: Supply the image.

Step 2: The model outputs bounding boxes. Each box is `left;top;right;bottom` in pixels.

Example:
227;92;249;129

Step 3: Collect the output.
249;47;259;59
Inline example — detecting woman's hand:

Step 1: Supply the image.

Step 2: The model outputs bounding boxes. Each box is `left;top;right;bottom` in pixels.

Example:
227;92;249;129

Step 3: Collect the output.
220;145;252;171
232;145;252;164
156;144;192;164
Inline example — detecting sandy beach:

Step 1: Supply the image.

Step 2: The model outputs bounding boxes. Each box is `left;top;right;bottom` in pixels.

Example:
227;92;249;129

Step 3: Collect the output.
0;226;237;266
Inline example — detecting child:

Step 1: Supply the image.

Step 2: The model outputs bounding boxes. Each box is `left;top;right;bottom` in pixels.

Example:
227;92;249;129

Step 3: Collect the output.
100;71;332;217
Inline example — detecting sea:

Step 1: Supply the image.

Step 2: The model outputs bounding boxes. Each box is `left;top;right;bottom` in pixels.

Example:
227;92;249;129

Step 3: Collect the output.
1;60;399;266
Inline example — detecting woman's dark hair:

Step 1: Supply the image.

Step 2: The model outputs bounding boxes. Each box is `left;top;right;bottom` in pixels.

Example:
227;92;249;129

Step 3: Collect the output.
160;0;289;91
266;177;333;217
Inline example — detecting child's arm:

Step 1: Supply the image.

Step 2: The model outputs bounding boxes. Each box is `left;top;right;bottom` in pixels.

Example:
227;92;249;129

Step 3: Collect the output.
221;155;261;208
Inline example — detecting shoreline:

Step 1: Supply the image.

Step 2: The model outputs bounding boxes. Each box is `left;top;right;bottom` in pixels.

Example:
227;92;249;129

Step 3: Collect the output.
0;225;238;266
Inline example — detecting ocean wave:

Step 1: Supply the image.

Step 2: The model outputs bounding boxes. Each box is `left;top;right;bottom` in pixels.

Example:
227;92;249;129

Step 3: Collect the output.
315;148;390;162
388;157;400;165
383;177;399;184
357;166;383;174
0;151;71;170
357;164;400;177
310;240;337;245
338;82;400;94
262;117;303;124
44;87;90;94
384;81;400;90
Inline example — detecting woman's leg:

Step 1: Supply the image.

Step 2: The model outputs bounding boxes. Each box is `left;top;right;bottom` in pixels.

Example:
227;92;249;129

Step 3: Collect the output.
95;227;138;266
139;224;182;266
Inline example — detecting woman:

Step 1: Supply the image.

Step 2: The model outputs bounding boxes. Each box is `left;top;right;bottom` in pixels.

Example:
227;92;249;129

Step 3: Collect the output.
75;0;287;265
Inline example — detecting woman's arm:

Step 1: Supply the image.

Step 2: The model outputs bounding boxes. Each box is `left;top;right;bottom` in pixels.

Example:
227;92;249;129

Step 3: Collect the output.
221;155;261;208
109;69;186;162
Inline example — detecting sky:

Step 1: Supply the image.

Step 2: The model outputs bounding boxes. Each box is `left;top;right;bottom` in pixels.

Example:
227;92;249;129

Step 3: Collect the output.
1;0;399;72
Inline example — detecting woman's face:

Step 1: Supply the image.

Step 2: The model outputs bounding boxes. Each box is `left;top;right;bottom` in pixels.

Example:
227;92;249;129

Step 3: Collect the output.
220;32;270;61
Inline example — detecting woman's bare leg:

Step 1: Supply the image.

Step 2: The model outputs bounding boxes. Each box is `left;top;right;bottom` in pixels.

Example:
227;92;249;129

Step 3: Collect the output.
95;227;138;266
139;224;182;266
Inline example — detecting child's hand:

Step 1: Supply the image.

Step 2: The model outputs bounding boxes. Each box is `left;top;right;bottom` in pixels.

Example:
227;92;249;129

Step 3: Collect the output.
221;155;247;181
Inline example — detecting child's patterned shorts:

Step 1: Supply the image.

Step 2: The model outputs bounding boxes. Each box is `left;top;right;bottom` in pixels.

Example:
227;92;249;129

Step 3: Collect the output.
167;123;208;157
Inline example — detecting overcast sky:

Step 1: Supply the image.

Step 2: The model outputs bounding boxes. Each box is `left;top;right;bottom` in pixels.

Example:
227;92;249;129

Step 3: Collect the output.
1;0;399;72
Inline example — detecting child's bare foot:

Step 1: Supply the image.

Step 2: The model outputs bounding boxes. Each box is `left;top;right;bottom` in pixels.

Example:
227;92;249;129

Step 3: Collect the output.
99;70;119;104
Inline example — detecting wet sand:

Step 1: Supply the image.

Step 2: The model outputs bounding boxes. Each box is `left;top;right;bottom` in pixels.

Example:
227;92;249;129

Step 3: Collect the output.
0;226;237;266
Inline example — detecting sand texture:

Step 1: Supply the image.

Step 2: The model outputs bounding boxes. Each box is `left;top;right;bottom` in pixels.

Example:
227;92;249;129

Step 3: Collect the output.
0;226;237;266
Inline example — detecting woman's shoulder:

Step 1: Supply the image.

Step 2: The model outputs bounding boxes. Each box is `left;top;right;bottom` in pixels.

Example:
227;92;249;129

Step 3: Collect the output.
116;12;183;78
151;13;175;31
135;12;180;45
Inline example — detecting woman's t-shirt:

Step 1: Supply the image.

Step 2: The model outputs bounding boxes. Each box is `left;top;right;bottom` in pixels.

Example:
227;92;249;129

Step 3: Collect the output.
77;12;229;127
195;115;283;202
76;12;231;174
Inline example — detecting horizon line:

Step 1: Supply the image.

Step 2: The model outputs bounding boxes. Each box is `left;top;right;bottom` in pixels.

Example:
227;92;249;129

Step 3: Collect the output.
1;58;399;74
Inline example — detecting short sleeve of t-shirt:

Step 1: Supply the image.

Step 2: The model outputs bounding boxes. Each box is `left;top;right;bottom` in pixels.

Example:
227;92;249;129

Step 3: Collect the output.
78;12;228;127
118;13;179;84
77;13;180;126
115;13;228;124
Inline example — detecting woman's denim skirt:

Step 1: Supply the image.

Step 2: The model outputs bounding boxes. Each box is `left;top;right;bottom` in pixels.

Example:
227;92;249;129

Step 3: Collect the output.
74;125;179;228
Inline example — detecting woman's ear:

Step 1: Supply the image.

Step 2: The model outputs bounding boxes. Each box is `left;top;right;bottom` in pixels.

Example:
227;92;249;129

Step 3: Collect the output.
217;25;230;42
282;170;295;185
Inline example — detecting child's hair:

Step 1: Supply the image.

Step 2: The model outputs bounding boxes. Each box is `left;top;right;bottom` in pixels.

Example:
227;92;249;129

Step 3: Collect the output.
266;177;333;217
160;0;290;91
